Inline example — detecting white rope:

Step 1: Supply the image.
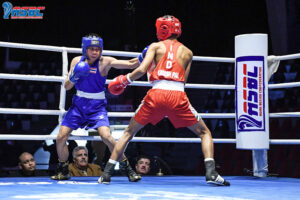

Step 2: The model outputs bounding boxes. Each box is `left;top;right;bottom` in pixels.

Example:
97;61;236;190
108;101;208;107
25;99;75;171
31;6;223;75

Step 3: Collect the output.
0;109;235;118
1;108;300;118
182;83;234;90
1;72;299;90
117;81;300;90
0;108;237;118
2;41;300;62
0;108;64;115
270;112;300;118
0;41;235;62
191;56;234;63
268;82;300;89
110;112;300;118
0;41;70;52
268;139;300;145
107;112;234;118
0;73;65;82
0;134;299;144
274;53;300;61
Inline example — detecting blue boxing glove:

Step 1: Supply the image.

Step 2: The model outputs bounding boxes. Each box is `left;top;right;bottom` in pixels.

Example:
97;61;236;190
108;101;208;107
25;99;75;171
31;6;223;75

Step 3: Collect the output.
138;45;149;63
69;61;90;83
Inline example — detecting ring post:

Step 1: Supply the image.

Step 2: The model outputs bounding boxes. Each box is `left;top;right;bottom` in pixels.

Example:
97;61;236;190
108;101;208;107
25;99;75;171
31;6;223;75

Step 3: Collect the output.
235;34;269;150
58;48;68;124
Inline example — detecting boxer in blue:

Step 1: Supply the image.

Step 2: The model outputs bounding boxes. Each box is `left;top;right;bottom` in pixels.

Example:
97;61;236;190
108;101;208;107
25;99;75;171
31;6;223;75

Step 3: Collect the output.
51;33;141;181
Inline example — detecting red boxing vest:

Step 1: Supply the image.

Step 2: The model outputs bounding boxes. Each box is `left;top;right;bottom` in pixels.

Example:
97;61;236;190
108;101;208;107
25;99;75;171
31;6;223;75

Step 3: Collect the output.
148;40;185;83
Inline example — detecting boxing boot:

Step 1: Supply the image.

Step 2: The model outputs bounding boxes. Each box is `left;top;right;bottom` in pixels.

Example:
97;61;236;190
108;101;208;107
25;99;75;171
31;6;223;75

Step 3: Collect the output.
120;159;142;182
98;162;115;184
205;159;230;186
50;160;70;180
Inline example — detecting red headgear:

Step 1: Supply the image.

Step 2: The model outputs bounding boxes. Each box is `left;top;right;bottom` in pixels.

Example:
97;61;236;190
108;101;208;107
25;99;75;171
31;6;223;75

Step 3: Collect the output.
155;15;182;41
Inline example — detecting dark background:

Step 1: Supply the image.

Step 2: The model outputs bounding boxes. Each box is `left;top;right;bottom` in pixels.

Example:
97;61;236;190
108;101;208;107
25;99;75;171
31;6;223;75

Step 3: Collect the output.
1;0;299;56
0;0;300;177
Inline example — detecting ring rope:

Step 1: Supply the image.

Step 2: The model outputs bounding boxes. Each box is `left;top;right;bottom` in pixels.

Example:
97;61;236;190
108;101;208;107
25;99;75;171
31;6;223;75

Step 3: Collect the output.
268;82;300;89
0;73;65;82
1;107;300;118
2;41;300;62
1;73;300;90
0;41;235;63
0;41;300;147
274;53;300;61
0;108;64;115
0;134;299;145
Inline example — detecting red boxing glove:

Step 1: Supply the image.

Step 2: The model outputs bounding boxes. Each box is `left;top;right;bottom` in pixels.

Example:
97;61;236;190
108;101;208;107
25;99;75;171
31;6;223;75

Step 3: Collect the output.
108;74;132;95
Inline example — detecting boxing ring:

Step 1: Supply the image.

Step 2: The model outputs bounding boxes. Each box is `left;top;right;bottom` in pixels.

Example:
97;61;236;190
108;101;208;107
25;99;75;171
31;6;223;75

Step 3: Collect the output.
0;176;300;199
0;37;300;199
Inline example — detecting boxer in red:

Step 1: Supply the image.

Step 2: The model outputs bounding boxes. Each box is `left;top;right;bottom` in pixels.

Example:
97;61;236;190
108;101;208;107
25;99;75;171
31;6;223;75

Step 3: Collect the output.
100;15;230;186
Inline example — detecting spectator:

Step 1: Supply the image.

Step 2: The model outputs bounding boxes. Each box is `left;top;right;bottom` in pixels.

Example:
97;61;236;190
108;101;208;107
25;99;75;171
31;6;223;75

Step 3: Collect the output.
18;152;36;176
69;146;102;176
3;152;48;177
135;155;151;175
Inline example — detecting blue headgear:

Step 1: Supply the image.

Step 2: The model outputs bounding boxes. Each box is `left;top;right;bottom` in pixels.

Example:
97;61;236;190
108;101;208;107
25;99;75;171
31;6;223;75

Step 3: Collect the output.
82;36;103;60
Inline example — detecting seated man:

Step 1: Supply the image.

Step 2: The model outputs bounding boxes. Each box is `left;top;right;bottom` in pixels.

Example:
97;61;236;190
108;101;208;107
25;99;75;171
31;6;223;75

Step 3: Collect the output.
18;152;36;176
69;146;102;176
135;155;151;175
5;152;49;177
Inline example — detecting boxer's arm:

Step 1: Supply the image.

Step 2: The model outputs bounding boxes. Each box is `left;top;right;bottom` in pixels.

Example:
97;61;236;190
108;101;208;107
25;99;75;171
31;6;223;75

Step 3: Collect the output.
108;44;156;95
110;57;140;69
184;52;193;84
64;57;80;90
109;44;151;70
128;43;157;81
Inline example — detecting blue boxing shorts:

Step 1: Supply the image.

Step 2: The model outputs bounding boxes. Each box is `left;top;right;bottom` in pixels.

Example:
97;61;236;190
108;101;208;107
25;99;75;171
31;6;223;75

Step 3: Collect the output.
62;95;109;130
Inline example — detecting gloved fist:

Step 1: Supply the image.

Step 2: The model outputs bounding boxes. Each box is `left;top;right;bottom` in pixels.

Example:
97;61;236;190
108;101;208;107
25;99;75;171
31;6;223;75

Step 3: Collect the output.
138;45;149;63
108;74;132;95
69;61;90;83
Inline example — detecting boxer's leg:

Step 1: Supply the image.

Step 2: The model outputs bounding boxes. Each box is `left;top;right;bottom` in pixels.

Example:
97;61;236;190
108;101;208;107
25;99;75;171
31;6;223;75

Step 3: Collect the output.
188;120;230;186
51;125;73;180
97;126;141;182
99;118;144;184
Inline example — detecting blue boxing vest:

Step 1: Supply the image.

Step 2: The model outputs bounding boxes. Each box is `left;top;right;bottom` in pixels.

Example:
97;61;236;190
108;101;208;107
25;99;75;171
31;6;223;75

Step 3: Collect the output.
75;56;106;93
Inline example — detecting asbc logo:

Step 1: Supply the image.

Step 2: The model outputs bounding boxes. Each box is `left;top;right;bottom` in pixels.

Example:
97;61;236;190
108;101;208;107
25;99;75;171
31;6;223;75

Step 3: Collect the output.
236;56;265;132
2;2;45;19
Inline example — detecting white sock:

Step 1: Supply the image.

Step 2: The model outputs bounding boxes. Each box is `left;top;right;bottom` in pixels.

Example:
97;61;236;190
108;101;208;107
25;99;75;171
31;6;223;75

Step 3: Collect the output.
204;158;214;162
109;159;117;164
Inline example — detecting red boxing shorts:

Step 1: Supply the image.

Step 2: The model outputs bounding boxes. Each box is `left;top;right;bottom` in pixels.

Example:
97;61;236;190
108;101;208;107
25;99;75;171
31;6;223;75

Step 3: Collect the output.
134;88;199;128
